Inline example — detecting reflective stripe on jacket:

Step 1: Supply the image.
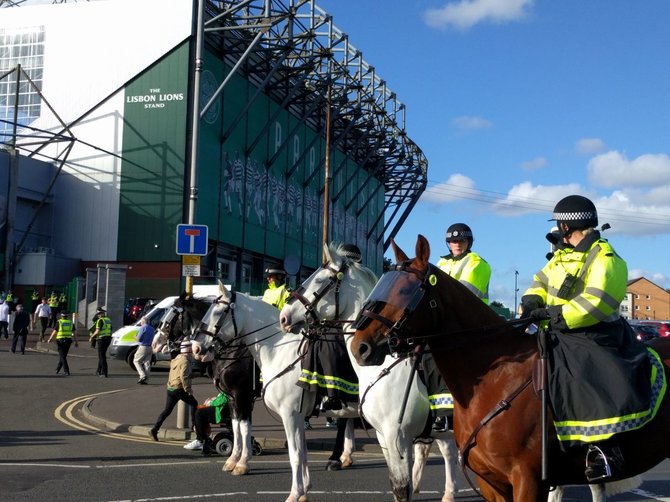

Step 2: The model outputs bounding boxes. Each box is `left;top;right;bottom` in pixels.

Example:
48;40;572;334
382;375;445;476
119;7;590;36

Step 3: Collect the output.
437;251;491;304
56;319;74;339
96;317;112;337
262;283;290;310
524;237;626;328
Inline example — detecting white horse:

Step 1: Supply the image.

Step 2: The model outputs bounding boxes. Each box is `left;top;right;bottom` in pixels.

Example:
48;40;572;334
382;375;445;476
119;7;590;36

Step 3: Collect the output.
278;243;457;502
196;284;357;502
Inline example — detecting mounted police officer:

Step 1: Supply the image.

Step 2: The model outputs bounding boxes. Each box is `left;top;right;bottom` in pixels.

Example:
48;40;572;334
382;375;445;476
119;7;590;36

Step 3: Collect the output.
521;194;652;481
262;266;290;311
431;223;491;432
437;223;491;304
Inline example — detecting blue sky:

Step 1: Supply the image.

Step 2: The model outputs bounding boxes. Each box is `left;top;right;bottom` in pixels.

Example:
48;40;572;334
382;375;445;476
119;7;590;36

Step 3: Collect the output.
317;0;670;311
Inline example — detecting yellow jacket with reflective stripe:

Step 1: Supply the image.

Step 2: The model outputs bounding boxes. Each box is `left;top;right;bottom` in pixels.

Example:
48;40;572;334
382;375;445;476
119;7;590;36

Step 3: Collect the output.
262;283;290;310
437;251;491;304
96;317;112;337
56;318;74;339
524;237;626;329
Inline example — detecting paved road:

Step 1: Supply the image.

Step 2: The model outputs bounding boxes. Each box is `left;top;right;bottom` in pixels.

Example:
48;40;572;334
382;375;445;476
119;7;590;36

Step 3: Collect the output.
1;332;669;501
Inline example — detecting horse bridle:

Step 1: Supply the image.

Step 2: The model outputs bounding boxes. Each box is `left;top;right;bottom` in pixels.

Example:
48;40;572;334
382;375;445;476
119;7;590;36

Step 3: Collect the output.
353;261;439;354
157;304;190;353
289;260;351;333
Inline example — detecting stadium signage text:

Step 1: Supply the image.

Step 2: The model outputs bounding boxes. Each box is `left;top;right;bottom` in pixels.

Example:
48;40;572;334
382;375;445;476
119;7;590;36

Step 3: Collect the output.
126;88;185;109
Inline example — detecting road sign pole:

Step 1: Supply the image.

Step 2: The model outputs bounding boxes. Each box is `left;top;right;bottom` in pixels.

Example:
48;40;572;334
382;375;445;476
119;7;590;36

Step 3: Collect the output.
179;0;205;431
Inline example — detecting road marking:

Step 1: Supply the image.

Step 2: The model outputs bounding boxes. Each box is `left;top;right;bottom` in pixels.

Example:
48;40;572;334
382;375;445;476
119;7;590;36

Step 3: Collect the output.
54;390;184;445
630;488;670;501
0;463;90;469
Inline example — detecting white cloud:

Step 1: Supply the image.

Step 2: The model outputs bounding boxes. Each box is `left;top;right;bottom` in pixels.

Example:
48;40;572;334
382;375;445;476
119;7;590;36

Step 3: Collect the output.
424;0;534;30
421;173;477;204
452;115;493;130
588;150;670;188
629;269;668;287
520;156;546;171
492;181;584;216
576;138;606;155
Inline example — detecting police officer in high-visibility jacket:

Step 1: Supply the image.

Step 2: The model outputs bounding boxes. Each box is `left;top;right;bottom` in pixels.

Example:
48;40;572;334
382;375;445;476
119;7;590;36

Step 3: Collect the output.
437;223;491;304
261;266;290;311
48;312;78;376
521;194;652;482
433;223;491;432
91;307;113;378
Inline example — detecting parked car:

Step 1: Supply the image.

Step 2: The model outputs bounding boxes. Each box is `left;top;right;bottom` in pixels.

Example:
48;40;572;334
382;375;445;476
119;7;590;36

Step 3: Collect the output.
124;297;157;325
111;286;219;374
628;321;660;342
640;321;670;338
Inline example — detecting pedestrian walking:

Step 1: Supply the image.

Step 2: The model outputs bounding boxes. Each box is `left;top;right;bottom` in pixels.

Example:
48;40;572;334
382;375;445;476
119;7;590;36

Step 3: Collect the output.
133;316;154;384
34;297;51;342
149;340;198;441
90;307;112;377
0;298;9;340
11;304;31;354
48;312;78;375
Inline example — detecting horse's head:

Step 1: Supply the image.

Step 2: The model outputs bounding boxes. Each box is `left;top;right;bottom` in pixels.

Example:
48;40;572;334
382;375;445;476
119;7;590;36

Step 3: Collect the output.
352;234;506;366
155;291;216;362
279;242;378;335
198;281;237;348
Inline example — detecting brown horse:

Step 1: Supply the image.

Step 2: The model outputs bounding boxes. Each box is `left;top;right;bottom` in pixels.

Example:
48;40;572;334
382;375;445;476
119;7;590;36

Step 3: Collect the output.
350;234;670;501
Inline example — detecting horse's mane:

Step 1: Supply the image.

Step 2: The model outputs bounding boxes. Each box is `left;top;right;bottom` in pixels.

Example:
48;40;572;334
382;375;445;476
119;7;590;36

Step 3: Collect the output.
327;242;379;290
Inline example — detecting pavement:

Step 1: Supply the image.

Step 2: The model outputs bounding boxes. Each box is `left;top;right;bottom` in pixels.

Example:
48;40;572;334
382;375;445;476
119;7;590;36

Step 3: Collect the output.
23;326;383;454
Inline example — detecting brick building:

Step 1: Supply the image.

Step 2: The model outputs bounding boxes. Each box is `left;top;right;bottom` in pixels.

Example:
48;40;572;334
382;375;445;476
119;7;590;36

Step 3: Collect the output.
622;277;670;321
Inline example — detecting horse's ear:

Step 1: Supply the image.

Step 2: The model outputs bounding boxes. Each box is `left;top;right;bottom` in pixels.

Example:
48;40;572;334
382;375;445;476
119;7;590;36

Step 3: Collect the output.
391;238;409;263
323;242;332;263
415;234;431;267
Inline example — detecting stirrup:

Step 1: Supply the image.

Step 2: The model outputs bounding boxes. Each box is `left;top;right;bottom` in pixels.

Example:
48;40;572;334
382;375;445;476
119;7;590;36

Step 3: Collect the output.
585;445;612;482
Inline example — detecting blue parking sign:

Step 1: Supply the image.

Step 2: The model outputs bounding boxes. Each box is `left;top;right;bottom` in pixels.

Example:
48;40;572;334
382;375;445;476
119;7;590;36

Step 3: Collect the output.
176;224;208;256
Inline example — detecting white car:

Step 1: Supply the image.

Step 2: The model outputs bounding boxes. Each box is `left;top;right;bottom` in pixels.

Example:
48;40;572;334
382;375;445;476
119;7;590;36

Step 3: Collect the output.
109;285;220;370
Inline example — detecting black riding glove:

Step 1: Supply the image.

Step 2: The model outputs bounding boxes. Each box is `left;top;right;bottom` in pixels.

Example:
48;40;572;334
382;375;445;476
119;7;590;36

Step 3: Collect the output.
529;308;551;321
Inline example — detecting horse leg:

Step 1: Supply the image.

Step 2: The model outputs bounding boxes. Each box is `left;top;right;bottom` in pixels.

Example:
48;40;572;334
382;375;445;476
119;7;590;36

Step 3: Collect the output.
231;418;252;476
282;410;309;502
377;428;413;502
223;418;242;472
433;436;457;502
340;418;355;468
411;440;431;494
326;418;353;471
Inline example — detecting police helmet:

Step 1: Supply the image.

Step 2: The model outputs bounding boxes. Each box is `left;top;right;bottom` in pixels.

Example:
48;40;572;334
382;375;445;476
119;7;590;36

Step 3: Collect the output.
96;307;107;315
445;223;474;246
550;195;598;231
59;311;68;318
340;243;362;263
265;266;285;276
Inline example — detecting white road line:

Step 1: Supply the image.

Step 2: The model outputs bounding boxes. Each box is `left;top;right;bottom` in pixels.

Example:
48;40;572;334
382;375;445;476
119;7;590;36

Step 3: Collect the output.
0;463;91;469
630;488;670;501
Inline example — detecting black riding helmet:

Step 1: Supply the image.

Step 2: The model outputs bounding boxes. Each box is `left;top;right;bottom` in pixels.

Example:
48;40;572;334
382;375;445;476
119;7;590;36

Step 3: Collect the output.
550;195;598;237
445;223;473;249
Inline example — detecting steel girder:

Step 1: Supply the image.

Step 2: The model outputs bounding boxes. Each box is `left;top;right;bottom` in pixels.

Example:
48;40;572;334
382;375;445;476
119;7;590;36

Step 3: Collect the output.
201;0;427;250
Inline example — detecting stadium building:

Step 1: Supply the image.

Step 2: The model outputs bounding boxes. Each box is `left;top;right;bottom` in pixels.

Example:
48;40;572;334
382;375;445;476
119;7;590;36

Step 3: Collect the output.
0;0;427;320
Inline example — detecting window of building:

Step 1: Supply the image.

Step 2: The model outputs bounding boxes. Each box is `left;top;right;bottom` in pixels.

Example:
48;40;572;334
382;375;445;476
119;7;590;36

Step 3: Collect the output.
646;306;651;311
646;295;651;300
635;305;639;310
634;294;639;299
0;26;45;143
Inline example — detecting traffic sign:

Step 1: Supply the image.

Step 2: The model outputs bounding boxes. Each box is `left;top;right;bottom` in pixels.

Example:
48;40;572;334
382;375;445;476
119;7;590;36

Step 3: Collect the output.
182;255;201;277
176;224;208;256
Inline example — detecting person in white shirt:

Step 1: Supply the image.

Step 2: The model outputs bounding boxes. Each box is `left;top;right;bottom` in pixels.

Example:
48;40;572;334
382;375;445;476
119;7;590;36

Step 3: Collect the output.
0;299;9;340
34;297;51;343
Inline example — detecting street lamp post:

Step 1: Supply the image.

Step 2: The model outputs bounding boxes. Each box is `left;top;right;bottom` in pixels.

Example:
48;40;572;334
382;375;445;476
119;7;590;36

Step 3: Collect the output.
514;270;519;318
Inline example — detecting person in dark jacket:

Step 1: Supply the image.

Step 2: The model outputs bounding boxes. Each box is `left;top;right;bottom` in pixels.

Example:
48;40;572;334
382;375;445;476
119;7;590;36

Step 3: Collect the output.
11;304;31;354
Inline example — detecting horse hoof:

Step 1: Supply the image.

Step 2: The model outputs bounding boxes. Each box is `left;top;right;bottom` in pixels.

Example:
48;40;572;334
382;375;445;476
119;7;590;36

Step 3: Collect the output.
340;458;353;469
232;465;249;476
222;461;235;472
298;496;309;502
325;460;342;471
